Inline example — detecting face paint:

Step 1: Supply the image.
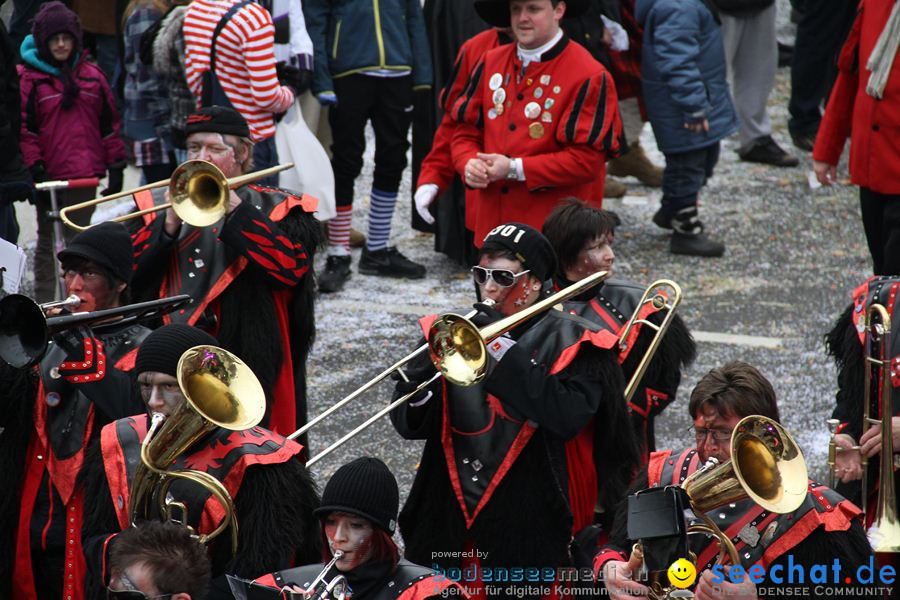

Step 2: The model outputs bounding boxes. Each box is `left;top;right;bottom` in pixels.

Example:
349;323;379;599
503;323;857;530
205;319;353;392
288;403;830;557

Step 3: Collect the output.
324;512;375;572
138;372;186;418
185;132;244;178
566;234;614;281
477;255;538;315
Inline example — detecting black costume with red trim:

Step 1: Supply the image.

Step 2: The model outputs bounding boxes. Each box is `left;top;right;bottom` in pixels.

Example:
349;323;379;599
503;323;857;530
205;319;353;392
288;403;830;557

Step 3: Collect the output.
554;276;696;458
0;322;148;600
130;184;322;436
391;305;636;579
252;559;467;600
594;448;872;598
78;413;320;600
826;275;900;520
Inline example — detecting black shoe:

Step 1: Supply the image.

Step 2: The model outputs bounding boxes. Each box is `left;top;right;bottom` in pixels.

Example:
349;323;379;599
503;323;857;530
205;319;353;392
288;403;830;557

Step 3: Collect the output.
652;209;673;230
358;246;426;279
789;130;816;152
318;255;352;293
670;232;725;257
739;136;800;167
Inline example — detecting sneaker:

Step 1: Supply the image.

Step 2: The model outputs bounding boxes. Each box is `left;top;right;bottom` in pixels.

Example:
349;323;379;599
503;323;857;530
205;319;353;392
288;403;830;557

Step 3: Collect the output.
789;130;816;152
359;246;426;279
652;208;673;230
604;177;627;198
738;136;800;167
670;232;725;257
318;255;352;293
607;142;664;187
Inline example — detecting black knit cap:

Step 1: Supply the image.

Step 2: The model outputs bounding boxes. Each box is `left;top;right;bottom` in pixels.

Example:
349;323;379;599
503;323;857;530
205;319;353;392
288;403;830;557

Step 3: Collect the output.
480;222;558;283
184;106;251;139
314;457;399;534
57;222;134;285
473;0;588;27
134;324;219;377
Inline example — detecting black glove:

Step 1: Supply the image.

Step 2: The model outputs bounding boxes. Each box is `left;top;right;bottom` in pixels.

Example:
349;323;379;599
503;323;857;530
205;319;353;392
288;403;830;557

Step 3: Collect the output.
29;161;46;183
470;302;505;328
391;347;438;385
102;165;124;197
276;62;313;96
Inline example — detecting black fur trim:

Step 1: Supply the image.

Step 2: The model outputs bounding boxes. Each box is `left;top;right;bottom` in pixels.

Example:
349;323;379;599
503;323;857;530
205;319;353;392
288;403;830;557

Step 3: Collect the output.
825;303;864;440
0;364;37;597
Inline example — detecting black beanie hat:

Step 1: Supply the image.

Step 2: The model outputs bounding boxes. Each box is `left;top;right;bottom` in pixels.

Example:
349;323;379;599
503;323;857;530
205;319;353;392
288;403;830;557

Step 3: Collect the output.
314;457;399;534
185;106;251;139
480;222;557;283
57;222;134;285
134;324;219;377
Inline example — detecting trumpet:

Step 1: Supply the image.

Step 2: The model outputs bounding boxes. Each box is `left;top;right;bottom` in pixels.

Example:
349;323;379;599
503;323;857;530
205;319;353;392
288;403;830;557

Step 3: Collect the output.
58;160;294;232
291;270;610;467
299;551;349;600
0;293;192;368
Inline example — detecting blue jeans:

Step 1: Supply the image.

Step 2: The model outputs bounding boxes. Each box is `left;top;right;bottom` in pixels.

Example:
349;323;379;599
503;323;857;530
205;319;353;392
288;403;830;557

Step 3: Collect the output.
251;136;280;187
659;142;720;219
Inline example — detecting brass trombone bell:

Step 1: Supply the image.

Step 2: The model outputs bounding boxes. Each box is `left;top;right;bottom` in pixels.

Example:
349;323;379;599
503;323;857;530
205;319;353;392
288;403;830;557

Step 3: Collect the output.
59;160;294;232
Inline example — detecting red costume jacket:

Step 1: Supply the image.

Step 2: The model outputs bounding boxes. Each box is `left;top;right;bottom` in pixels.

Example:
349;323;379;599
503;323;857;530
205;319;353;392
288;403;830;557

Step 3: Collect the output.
813;1;900;195
451;35;622;243
417;29;508;232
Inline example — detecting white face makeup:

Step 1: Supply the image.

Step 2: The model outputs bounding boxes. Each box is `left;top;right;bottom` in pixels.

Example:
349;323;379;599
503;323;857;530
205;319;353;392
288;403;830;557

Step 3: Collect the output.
324;512;376;572
138;372;185;418
185;132;244;178
565;234;615;281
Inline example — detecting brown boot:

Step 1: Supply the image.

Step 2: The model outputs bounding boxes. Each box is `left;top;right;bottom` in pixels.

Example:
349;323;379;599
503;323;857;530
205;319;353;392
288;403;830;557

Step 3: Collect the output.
349;228;366;248
604;177;626;198
607;142;664;187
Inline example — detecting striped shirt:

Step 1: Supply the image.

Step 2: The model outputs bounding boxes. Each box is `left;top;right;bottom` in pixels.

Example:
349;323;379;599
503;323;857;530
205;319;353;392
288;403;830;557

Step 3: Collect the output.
184;0;294;141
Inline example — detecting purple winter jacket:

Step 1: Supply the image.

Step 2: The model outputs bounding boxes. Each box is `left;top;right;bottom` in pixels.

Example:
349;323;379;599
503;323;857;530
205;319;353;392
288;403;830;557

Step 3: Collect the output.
17;35;126;180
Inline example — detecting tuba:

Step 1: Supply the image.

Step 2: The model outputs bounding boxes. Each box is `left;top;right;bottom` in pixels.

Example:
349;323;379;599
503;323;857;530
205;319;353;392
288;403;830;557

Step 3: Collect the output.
634;415;808;600
128;345;266;552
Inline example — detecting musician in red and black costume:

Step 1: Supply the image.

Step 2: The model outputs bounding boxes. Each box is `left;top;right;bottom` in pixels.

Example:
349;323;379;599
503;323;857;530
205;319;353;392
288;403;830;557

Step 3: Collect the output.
0;222;150;600
542;198;695;462
129;106;322;437
597;362;872;600
827;276;900;535
78;324;321;600
451;0;623;244
391;223;638;597
414;24;513;264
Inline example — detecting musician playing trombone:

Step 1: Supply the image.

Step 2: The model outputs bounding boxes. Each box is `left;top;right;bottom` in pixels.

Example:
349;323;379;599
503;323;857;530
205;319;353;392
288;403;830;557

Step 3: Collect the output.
0;222;151;599
390;222;638;596
78;324;321;600
597;362;872;600
128;106;322;437
542;199;696;459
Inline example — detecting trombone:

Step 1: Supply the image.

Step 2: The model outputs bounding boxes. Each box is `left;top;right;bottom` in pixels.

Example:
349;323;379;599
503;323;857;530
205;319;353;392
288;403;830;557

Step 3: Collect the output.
291;270;610;467
0;293;192;368
58;160;294;232
827;303;900;552
617;279;683;402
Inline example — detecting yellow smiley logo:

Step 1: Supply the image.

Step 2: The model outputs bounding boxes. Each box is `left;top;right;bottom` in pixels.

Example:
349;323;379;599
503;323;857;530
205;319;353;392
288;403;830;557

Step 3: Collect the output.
667;558;697;588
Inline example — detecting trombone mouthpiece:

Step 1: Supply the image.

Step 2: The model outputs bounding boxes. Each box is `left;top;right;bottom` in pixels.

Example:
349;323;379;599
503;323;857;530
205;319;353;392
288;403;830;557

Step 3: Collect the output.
333;550;344;559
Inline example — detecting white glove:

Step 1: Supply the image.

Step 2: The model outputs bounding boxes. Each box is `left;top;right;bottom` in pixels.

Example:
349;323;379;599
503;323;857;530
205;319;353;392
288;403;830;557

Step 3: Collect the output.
487;335;517;362
601;15;629;51
414;183;439;225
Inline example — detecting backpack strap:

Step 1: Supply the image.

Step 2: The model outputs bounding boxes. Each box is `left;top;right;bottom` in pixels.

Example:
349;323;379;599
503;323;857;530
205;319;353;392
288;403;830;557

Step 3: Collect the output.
209;0;254;72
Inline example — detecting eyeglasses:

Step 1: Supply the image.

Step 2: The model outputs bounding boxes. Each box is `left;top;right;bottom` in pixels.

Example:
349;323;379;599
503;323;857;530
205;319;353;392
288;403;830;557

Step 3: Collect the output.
106;587;173;600
690;427;733;443
471;266;531;288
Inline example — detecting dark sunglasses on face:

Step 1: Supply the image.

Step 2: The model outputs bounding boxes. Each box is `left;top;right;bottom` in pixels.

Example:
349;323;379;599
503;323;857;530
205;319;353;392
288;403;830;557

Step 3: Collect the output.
470;266;531;288
106;588;173;600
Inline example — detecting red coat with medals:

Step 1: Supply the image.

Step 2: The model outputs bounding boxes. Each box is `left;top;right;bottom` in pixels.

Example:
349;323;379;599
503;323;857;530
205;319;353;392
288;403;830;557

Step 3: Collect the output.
451;35;622;243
